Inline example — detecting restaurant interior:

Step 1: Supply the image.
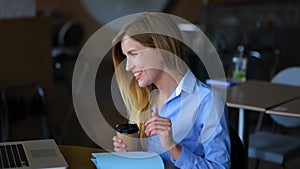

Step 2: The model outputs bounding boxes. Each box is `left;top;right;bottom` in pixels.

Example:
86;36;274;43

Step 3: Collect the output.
1;0;300;168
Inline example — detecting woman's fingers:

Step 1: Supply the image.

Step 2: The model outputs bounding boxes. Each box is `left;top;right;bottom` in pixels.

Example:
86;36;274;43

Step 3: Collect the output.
145;112;171;136
145;112;169;126
144;112;158;126
145;123;171;136
144;112;176;150
112;136;127;152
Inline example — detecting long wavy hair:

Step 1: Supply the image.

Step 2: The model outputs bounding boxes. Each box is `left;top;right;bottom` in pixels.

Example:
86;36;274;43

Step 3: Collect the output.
112;12;188;138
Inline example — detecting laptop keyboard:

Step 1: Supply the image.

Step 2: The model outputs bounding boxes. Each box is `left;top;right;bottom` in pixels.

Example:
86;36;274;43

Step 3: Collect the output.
0;144;29;168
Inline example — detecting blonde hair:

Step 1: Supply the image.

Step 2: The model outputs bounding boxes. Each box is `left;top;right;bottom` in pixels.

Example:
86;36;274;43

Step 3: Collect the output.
112;12;188;138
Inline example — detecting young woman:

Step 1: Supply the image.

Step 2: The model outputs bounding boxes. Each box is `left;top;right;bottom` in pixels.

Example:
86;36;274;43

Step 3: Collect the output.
111;12;231;169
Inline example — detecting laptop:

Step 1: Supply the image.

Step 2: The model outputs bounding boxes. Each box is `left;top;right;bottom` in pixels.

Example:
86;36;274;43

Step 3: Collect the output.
0;139;68;169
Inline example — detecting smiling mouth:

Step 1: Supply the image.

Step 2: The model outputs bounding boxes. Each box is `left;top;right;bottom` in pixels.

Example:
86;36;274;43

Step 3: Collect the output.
134;71;142;80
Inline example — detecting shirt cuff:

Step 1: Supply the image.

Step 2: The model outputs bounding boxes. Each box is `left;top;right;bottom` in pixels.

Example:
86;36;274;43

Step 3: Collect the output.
173;145;195;168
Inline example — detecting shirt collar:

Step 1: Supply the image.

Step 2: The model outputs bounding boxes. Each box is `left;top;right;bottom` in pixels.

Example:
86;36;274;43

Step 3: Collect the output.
175;69;196;96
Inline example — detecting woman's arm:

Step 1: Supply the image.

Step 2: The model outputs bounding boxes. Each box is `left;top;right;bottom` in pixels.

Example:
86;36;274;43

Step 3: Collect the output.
145;110;231;169
174;112;231;169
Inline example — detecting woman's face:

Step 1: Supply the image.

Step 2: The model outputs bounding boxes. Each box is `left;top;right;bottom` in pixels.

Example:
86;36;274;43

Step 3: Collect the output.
121;35;164;87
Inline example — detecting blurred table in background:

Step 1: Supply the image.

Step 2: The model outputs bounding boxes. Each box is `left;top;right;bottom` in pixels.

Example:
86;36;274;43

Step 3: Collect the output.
226;80;300;112
266;97;300;118
219;79;300;162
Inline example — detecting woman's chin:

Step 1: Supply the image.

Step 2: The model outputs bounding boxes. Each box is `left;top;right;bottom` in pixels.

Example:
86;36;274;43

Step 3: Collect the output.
137;81;150;88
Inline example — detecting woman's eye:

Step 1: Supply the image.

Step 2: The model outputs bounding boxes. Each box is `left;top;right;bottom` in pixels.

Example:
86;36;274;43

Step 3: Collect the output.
130;52;138;56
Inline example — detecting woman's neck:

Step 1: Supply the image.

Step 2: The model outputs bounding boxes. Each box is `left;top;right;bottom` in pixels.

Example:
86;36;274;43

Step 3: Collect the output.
154;70;184;111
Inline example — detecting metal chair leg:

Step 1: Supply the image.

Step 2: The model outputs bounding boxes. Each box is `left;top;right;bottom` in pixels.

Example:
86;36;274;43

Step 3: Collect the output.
255;113;264;132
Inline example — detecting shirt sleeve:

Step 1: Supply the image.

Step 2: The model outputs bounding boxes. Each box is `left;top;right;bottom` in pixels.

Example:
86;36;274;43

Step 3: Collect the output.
173;94;231;169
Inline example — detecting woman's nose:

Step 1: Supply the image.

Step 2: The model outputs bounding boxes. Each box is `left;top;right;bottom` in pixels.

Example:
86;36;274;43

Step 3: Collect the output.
125;57;135;71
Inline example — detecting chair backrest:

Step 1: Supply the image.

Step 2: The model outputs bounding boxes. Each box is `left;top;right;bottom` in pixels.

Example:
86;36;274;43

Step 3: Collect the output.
270;66;300;127
1;83;49;141
271;67;300;87
229;126;246;169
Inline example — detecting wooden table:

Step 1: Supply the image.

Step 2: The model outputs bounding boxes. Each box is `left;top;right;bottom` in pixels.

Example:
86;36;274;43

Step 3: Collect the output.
266;97;300;118
58;145;106;169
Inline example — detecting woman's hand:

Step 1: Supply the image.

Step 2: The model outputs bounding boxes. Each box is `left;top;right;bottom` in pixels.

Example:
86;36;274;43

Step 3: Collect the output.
144;112;177;151
112;136;127;152
145;112;182;160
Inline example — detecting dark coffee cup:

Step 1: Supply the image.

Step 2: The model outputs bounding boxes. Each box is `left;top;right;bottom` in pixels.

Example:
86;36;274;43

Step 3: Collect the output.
116;123;139;151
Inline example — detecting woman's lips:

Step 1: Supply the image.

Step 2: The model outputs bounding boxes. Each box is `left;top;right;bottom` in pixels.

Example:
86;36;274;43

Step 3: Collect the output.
134;71;142;81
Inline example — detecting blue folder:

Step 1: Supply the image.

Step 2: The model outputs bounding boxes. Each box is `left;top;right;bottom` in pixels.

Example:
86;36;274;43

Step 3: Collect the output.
91;151;164;169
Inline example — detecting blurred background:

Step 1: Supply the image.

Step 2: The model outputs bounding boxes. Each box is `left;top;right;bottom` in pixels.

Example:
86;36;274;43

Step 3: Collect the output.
0;0;300;168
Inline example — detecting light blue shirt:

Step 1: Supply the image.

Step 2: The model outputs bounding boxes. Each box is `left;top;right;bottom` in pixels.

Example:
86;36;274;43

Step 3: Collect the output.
148;69;231;169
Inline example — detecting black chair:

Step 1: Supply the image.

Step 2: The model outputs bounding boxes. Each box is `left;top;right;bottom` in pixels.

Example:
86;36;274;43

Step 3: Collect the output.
230;126;246;169
1;83;49;141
